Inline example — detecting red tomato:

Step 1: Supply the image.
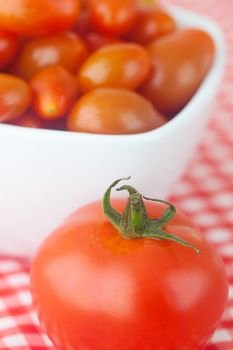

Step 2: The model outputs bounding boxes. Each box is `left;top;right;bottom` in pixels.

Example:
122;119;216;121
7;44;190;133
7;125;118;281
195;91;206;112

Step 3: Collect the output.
30;178;228;350
0;74;31;122
78;44;150;92
15;32;88;81
11;113;43;128
0;0;80;37
0;31;19;69
84;33;123;52
67;88;165;134
74;9;92;35
89;0;138;35
126;8;176;44
140;29;215;116
30;66;78;120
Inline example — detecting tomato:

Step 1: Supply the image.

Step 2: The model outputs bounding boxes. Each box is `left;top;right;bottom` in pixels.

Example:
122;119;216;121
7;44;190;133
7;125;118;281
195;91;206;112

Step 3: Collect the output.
0;74;31;122
11;113;43;128
89;0;138;35
30;66;78;120
67;88;165;134
140;29;215;116
0;0;80;37
126;8;176;44
84;33;123;52
78;44;150;92
74;9;92;35
30;178;228;350
0;31;19;69
15;32;88;81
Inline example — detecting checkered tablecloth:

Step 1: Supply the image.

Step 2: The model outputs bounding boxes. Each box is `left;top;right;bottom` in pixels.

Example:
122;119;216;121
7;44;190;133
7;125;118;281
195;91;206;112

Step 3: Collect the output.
0;0;233;349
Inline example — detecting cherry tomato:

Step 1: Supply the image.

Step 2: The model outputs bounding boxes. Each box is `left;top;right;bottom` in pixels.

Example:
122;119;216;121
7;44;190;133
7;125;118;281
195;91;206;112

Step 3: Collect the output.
0;31;19;69
30;178;228;350
84;33;123;52
0;74;31;122
140;29;215;116
74;9;92;35
89;0;138;35
11;113;43;128
0;0;80;37
15;32;88;81
126;8;176;44
67;88;165;134
30;66;78;120
78;44;150;92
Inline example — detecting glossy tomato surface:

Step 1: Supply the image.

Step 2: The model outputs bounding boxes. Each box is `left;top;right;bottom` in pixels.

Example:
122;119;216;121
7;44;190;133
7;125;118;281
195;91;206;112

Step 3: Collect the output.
140;28;215;116
16;32;88;81
0;0;80;36
0;31;19;69
30;66;78;120
0;74;31;122
31;198;228;350
67;87;165;134
89;0;138;35
126;7;176;44
78;44;150;92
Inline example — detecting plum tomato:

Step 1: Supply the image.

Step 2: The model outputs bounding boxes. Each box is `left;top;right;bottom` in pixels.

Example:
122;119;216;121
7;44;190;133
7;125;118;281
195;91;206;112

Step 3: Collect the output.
84;33;123;52
126;8;176;44
0;74;31;122
30;66;78;120
0;31;19;69
89;0;138;35
11;113;44;128
67;87;165;134
15;32;88;81
0;0;80;37
140;28;215;116
78;44;150;92
30;178;228;350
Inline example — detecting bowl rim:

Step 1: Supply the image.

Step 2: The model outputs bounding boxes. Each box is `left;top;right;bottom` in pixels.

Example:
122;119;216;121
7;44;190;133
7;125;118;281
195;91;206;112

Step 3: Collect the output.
0;5;226;143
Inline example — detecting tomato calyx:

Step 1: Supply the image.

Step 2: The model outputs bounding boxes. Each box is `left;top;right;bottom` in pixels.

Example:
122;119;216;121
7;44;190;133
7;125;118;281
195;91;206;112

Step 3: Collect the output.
103;177;200;253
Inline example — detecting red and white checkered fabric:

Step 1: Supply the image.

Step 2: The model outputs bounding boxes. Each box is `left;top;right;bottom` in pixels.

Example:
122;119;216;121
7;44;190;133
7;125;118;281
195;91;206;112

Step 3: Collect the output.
0;0;233;348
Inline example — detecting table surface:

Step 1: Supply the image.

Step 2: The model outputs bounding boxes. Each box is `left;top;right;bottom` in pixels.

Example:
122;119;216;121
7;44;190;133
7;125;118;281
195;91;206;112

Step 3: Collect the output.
0;0;233;349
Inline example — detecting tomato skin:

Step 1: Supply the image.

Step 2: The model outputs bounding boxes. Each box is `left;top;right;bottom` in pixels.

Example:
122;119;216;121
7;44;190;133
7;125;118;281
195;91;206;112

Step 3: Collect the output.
67;88;165;134
15;32;88;81
140;29;215;116
11;113;43;128
0;74;31;122
31;198;228;350
0;0;80;37
78;44;150;92
126;8;176;44
0;31;19;69
84;33;123;52
30;66;78;120
89;0;138;35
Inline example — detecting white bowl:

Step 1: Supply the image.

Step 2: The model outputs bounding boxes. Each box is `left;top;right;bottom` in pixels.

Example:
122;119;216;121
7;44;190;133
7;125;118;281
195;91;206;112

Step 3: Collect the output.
0;6;225;256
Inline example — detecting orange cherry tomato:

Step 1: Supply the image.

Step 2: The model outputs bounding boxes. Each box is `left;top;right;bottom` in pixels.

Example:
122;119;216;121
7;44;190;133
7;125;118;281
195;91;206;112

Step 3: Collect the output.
140;29;215;116
126;8;176;44
30;66;78;120
0;0;80;37
0;74;31;122
11;113;44;128
84;33;123;52
89;0;138;35
78;44;150;92
67;87;165;134
15;32;88;81
0;31;19;69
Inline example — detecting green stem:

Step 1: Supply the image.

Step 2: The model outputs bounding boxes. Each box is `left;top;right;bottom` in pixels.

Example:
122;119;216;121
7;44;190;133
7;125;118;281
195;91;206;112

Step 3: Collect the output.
102;178;200;254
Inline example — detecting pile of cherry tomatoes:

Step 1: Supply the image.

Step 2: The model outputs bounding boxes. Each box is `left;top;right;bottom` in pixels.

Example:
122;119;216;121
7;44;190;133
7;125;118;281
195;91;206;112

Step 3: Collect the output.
0;0;215;134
